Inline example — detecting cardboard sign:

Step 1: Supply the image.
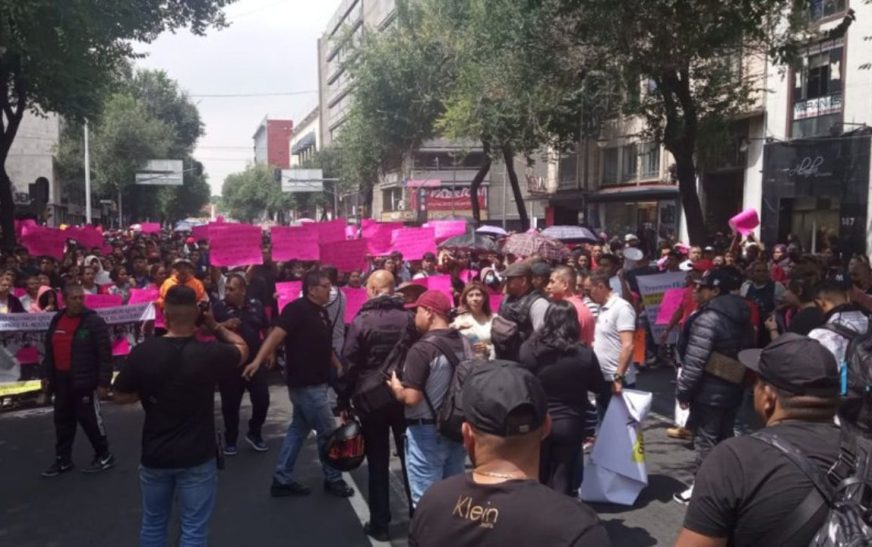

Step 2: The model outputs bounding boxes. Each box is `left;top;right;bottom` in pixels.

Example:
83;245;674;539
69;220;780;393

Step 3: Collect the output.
84;294;123;309
21;225;67;260
412;274;454;303
191;224;209;241
14;219;37;239
315;218;348;244
271;226;320;262
362;221;401;256
423;220;467;243
319;239;368;273
655;288;686;325
65;226;104;249
341;287;369;323
209;223;263;267
636;271;686;342
391;227;436;260
140;222;161;234
128;288;159;305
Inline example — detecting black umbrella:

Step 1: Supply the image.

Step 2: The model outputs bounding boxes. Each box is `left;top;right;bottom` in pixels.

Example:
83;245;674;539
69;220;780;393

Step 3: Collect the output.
439;233;499;252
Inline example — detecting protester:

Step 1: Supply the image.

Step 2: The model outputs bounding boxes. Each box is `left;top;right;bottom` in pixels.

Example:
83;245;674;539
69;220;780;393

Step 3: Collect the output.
387;290;469;507
0;275;24;313
80;265;100;295
341;270;413;541
241;269;355;498
674;268;754;505
518;301;605;495
451;281;496;359
113;285;248;546
530;261;552;293
546;266;595;346
156;257;206;309
676;335;841;546
40;283;114;477
107;265;132;305
213;273;271;454
808;276;869;368
497;262;550;360
413;252;438;280
321;265;347;358
409;361;610;546
18;274;40;311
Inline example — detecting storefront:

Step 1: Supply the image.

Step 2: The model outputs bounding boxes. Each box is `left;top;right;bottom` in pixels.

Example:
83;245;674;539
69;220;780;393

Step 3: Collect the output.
761;132;871;255
588;185;680;248
409;185;488;221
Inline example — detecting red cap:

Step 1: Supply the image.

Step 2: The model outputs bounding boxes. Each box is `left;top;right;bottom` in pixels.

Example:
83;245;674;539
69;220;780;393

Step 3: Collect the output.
411;290;452;317
692;259;714;272
186;237;195;244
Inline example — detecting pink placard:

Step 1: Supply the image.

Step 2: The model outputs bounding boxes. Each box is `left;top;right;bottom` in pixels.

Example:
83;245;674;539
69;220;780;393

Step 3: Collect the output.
341;287;369;323
140;222;161;234
21;225;67;259
655;288;686;325
391;227;437;260
458;269;477;283
319;238;368;273
65;226;104;249
209;223;263;266
14;219;37;239
191;224;209;241
276;281;302;314
84;294;123;309
363;222;400;256
316;218;348;244
271;226;320;262
112;338;131;356
128;288;159;305
412;274;454;303
488;292;504;313
423;220;467;243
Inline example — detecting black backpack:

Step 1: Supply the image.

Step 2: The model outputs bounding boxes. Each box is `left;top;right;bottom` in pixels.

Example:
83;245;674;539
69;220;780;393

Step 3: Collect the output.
349;323;419;419
823;322;872;434
753;430;872;546
418;333;475;442
492;292;541;360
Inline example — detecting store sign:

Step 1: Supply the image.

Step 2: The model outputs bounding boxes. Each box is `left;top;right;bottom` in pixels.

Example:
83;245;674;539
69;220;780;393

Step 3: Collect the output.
411;187;487;211
793;94;842;121
785;155;833;179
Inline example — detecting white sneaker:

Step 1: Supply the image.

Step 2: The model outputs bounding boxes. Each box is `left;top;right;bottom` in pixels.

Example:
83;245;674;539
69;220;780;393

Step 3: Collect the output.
673;484;693;505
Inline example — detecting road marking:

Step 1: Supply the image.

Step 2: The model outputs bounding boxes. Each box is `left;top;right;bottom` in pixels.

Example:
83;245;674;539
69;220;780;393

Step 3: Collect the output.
345;472;392;547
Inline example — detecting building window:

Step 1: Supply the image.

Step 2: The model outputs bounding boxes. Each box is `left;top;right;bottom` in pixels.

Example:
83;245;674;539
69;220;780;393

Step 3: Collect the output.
381;188;405;212
621;143;638;182
602;147;619;185
639;143;661;179
792;40;843;138
810;0;846;21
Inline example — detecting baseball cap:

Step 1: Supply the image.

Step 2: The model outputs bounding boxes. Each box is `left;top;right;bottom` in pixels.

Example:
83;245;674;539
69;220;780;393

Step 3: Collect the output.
738;333;839;397
503;262;533;278
694;267;738;292
531;262;552;278
410;289;452;317
172;257;194;268
462;361;548;437
422;252;437;262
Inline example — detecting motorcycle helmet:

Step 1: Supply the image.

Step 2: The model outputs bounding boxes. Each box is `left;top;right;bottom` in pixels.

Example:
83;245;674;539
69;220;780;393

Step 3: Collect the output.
322;419;366;471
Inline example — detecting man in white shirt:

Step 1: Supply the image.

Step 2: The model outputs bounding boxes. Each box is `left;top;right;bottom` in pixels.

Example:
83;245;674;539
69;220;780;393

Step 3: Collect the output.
586;269;636;420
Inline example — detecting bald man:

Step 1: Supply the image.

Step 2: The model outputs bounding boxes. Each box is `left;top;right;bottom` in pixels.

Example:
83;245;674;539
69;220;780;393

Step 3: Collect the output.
340;270;413;541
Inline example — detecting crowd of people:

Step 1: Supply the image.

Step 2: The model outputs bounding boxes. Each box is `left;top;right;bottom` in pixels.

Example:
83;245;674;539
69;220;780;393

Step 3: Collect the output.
1;223;870;546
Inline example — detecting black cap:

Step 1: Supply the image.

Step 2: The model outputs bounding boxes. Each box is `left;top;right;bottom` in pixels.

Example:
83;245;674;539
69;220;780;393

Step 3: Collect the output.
422;252;436;262
694;267;739;292
738;333;839;397
503;262;532;278
462;361;548;437
531;262;552;278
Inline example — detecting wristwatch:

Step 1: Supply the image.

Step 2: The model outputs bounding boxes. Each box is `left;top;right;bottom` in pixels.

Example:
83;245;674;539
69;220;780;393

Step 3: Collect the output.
613;373;625;383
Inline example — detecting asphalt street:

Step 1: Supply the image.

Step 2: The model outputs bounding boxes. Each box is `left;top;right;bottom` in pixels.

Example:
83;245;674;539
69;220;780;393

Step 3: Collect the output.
0;366;758;546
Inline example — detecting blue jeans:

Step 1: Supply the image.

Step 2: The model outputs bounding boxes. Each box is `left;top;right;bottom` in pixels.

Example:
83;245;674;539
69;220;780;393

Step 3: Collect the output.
274;384;341;485
139;459;218;547
405;424;466;507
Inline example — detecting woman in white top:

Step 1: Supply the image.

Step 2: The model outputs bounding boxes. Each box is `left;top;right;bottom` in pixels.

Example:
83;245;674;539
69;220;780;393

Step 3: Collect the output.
451;281;496;359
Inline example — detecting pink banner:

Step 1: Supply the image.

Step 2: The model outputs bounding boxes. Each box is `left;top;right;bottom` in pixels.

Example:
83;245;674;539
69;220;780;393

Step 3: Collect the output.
21;225;66;259
362;221;401;256
655;288;686;325
316;218;348;244
65;226;104;249
341;287;369;323
210;223;263;267
412;274;454;303
128;288;159;305
424;220;468;243
276;281;302;314
488;292;504;313
319;239;368;273
140;222;161;234
84;294;123;309
191;224;209;241
391;227;437;260
271;226;320;262
14;219;37;239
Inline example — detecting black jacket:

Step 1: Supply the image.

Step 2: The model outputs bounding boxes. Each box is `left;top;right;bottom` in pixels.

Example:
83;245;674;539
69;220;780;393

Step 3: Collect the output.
677;294;754;407
42;308;113;392
340;295;413;405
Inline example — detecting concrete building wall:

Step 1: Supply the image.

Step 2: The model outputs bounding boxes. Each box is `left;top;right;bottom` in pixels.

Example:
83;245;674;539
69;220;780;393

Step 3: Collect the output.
6;111;60;198
290;107;321;167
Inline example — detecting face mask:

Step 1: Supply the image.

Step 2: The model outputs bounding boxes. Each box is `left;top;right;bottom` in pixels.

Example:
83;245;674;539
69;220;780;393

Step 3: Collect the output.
484;273;496;285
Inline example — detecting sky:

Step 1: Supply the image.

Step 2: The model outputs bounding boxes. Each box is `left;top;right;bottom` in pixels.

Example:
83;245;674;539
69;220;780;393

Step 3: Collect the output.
136;0;339;196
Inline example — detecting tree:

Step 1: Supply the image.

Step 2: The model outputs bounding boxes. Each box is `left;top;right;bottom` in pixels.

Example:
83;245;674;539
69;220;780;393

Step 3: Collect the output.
561;0;839;244
221;164;292;223
0;0;231;247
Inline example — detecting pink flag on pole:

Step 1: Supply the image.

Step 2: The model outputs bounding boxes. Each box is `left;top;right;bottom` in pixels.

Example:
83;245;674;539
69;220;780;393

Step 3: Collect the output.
209;223;263;266
316;218;348;244
271;226;320;261
319;238;368;273
21;225;66;259
140;222;161;234
423;220;467;243
84;294;123;309
341;287;369;323
391;227;437;260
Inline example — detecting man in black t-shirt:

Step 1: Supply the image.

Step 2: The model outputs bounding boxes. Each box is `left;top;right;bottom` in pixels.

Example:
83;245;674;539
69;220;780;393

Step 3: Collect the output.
242;269;355;498
113;286;247;546
410;362;609;547
676;334;842;547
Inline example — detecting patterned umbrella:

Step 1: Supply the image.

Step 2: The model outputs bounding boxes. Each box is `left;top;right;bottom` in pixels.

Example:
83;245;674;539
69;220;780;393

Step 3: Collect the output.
439;233;498;252
476;225;508;237
541;225;599;242
502;232;569;261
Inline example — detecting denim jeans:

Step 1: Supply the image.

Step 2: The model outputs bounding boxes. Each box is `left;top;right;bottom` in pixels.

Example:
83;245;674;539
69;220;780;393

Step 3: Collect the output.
139;459;218;547
274;384;342;485
405;424;466;507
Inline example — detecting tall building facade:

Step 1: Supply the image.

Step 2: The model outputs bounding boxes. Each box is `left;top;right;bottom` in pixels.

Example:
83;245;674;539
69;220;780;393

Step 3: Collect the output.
253;117;294;169
290;107;320;167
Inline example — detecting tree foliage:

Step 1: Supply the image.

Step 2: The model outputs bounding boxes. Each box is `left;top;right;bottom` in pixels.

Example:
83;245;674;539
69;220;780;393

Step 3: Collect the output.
0;0;232;247
220;164;293;223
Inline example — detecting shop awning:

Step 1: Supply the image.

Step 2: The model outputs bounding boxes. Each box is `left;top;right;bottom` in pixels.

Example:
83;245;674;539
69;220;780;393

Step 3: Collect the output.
291;132;316;155
585;184;679;203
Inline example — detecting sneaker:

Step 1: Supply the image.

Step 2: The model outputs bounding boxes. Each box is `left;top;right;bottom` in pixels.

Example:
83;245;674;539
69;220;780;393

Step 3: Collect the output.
245;433;268;453
223;444;238;456
41;459;74;478
324;479;354;498
271;478;311;497
363;521;390;542
666;427;693;441
673;484;694;505
83;453;115;474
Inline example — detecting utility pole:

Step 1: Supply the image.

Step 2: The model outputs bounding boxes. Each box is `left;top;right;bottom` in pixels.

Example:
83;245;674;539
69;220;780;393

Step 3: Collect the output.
84;120;92;224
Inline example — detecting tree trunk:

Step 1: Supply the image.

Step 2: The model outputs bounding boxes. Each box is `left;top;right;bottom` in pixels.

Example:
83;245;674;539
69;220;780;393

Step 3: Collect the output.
0;166;15;249
502;144;529;232
674;152;705;245
469;139;492;226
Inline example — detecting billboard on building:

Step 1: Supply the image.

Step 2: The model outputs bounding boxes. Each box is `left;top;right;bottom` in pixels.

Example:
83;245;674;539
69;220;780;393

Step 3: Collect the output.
136;160;184;186
281;169;324;193
410;186;487;211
